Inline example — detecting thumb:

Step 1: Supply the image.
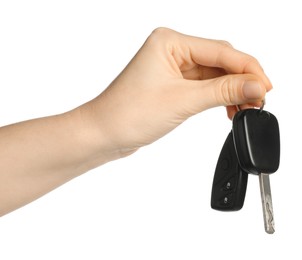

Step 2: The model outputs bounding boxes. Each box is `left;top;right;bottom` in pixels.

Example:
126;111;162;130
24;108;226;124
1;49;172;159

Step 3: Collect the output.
193;74;267;110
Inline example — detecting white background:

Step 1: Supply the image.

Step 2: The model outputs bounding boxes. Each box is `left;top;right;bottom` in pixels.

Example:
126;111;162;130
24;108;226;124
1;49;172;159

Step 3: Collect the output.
0;0;300;259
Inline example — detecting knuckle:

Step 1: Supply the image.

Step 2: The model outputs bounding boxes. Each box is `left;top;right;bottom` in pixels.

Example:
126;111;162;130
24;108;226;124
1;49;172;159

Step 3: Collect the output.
151;27;172;36
217;40;233;48
217;77;237;105
244;53;257;63
243;55;261;68
146;27;177;48
148;27;173;42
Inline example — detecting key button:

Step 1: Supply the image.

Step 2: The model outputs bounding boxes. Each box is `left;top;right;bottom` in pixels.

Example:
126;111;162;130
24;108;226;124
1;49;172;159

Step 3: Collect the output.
223;177;235;191
220;193;233;206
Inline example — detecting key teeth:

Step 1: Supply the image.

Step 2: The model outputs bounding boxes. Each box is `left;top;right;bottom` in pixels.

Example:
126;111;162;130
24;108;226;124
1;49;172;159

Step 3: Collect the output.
259;173;275;234
264;198;275;234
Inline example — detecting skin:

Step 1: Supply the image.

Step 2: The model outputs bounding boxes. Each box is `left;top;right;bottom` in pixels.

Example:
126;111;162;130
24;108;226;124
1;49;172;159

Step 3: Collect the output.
0;28;272;217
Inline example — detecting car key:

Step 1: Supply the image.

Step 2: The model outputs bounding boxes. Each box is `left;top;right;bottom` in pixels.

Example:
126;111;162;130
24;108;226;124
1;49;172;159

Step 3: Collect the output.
232;108;280;234
211;131;248;211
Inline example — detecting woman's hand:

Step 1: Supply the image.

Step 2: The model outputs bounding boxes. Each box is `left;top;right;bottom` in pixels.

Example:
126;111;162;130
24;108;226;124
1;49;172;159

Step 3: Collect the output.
84;27;272;157
0;27;272;216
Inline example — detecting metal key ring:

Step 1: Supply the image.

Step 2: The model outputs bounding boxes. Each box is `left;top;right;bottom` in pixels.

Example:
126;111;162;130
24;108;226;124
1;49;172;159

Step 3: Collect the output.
236;99;265;112
259;99;265;113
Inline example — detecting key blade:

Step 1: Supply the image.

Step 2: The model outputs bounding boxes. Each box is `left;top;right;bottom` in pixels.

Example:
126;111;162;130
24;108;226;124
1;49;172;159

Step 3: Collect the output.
259;173;275;234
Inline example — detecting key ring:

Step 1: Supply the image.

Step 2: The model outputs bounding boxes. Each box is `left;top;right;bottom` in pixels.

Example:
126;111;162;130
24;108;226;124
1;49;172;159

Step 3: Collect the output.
259;99;265;113
236;99;265;112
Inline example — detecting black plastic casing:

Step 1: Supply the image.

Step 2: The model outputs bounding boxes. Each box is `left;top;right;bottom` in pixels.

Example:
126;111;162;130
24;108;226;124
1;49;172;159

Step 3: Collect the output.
232;109;280;175
211;132;248;211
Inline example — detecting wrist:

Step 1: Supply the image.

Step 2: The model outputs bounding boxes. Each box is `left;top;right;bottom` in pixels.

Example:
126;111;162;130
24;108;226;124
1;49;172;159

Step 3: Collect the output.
70;101;137;170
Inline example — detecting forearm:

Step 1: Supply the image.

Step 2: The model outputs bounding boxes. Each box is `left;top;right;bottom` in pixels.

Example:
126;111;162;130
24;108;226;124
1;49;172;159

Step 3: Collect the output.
0;28;272;217
0;104;118;216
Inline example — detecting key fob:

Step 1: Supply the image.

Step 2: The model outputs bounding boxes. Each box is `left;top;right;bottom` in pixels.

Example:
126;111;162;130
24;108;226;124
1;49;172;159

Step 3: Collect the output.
211;131;248;211
232;108;280;234
232;109;280;175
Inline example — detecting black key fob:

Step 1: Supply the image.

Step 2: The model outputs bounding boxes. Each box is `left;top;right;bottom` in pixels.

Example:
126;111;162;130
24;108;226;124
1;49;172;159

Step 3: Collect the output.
211;131;248;211
232;109;280;175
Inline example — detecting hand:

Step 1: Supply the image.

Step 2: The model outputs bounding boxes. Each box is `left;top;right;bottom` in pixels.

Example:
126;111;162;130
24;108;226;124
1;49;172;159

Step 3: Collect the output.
82;27;272;157
0;27;272;216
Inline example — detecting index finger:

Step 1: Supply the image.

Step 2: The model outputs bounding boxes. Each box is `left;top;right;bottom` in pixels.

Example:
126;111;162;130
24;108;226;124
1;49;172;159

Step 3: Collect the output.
176;31;272;91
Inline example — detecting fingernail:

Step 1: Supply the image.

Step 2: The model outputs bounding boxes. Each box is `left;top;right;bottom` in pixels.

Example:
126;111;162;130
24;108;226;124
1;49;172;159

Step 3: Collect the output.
242;81;262;99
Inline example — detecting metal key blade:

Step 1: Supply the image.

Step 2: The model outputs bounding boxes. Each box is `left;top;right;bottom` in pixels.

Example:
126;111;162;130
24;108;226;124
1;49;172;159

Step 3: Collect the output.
259;173;275;234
